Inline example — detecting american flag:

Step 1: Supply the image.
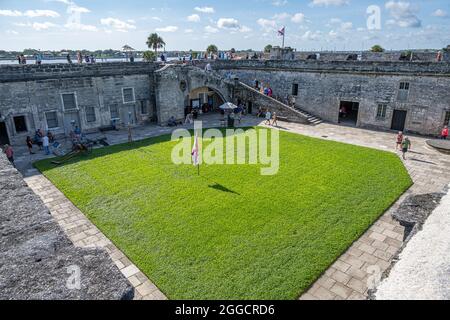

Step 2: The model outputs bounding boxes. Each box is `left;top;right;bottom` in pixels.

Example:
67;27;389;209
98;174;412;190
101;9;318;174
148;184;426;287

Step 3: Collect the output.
191;133;199;166
278;27;285;36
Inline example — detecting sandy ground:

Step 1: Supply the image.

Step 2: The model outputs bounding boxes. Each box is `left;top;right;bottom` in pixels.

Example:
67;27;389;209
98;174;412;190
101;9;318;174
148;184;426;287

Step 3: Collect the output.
376;185;450;300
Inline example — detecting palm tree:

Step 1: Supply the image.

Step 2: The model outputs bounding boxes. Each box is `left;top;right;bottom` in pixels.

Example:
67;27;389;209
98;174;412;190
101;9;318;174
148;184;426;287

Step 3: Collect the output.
146;33;166;56
143;51;156;62
371;45;385;53
264;44;273;53
206;44;218;55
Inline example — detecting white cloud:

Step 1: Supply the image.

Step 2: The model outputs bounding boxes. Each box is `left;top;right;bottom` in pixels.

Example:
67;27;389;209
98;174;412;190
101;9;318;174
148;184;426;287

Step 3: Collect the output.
272;0;288;6
6;30;19;35
185;29;194;33
155;26;178;32
0;10;23;17
187;14;200;22
100;18;136;32
291;13;305;23
273;13;291;21
239;26;252;33
310;0;349;7
65;22;98;31
204;25;219;33
432;9;447;18
25;10;60;18
217;18;240;30
257;18;277;32
301;30;322;40
194;7;215;14
0;9;60;18
32;22;58;31
151;16;162;22
385;1;422;28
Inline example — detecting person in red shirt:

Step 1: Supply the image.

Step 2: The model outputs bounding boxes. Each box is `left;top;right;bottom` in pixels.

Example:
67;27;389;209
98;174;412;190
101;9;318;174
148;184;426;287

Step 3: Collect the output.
441;126;449;140
396;131;404;150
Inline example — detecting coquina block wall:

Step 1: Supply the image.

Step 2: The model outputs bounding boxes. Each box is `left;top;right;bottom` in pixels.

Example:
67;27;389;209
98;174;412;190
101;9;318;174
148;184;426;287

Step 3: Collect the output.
211;60;450;136
0;63;159;146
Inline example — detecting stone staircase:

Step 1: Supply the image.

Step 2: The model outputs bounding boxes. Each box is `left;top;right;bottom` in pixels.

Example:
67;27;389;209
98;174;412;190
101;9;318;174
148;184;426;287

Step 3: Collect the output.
236;81;323;126
292;107;323;125
188;65;324;126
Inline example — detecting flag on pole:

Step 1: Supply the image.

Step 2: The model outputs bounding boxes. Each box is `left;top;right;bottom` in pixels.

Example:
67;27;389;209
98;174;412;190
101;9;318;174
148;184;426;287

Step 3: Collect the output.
278;27;286;48
192;133;199;166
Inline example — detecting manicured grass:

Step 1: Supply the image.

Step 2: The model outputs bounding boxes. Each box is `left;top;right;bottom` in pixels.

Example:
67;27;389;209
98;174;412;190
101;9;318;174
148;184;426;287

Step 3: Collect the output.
35;128;411;300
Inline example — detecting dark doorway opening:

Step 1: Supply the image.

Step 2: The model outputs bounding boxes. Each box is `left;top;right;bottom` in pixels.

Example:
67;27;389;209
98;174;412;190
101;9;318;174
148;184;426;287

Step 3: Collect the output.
247;101;253;115
339;101;359;125
391;110;407;132
0;122;10;145
14;116;27;133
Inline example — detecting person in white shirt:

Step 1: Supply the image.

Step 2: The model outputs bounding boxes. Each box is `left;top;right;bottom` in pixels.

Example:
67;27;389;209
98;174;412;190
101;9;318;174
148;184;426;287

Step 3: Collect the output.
43;135;50;155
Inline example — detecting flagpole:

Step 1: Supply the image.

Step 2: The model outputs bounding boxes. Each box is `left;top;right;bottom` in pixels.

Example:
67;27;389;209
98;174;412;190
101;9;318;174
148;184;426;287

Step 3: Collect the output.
283;28;285;49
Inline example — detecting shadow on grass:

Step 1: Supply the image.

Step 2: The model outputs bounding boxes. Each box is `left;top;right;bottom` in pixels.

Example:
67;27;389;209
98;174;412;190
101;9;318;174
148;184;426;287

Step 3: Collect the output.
208;183;241;195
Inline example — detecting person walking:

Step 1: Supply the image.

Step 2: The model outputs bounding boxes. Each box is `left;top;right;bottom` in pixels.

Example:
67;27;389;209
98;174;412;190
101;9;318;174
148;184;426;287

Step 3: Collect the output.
26;136;35;154
401;137;412;160
396;131;404;150
35;53;42;65
43;134;50;155
265;110;272;126
77;51;82;64
67;54;72;64
441;126;449;140
272;112;278;127
4;145;15;167
34;130;43;150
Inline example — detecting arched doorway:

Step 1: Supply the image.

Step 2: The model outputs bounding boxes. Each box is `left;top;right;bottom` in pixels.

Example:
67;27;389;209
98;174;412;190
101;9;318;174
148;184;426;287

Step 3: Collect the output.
185;86;226;119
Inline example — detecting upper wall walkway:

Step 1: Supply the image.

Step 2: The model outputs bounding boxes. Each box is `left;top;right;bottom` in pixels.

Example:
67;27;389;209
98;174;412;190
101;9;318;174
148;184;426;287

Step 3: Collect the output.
203;60;450;77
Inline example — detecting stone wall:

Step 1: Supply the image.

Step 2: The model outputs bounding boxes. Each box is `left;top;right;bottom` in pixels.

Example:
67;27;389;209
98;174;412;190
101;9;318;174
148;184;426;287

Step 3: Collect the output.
0;153;133;300
0;62;158;145
210;60;450;136
293;51;440;62
235;82;309;124
154;65;234;124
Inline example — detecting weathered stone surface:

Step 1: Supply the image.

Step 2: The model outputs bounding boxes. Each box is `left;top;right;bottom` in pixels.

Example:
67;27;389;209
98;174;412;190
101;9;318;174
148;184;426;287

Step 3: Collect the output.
392;193;445;239
0;153;134;300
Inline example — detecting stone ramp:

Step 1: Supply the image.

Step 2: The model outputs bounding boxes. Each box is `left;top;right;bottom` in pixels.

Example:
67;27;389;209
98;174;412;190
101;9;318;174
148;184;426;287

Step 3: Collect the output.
0;153;134;300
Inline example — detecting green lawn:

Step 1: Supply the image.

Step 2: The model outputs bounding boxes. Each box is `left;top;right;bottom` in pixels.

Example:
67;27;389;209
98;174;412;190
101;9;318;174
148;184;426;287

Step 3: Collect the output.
35;128;411;300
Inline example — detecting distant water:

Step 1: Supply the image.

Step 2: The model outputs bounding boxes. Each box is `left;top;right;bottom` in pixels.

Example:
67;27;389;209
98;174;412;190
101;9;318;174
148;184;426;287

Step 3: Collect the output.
0;57;185;65
0;58;144;65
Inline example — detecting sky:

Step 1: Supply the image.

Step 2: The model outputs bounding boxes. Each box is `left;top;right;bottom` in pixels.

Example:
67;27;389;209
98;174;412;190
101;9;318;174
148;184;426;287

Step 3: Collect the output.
1;0;449;51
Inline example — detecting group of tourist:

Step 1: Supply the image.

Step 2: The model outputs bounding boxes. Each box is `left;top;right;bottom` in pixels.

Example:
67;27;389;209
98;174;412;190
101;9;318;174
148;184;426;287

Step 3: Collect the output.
28;129;55;155
256;108;278;127
395;131;412;160
16;54;27;64
76;52;97;64
254;80;274;98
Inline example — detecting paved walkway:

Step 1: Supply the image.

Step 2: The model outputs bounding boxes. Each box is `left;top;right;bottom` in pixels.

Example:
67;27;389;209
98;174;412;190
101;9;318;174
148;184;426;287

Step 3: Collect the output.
19;115;450;300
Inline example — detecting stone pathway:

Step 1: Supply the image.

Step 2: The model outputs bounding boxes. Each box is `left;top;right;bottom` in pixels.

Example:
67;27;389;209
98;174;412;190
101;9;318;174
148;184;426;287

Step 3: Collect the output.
19;115;450;300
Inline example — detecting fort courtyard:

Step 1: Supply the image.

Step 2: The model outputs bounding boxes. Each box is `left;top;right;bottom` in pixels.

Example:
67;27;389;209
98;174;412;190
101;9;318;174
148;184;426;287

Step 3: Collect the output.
1;5;450;303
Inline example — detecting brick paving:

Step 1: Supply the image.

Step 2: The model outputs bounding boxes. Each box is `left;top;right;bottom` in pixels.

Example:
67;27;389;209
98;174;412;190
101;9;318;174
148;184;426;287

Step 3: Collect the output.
18;115;450;300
